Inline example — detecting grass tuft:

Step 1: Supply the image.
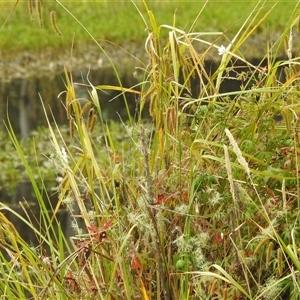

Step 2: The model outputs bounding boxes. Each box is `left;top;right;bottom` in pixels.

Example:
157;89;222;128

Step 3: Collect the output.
2;1;300;299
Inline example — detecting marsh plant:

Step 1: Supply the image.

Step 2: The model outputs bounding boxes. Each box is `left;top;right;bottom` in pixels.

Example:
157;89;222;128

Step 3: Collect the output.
1;1;300;299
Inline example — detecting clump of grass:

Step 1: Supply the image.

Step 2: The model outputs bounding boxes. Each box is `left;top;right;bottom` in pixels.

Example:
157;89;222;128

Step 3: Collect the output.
2;1;300;299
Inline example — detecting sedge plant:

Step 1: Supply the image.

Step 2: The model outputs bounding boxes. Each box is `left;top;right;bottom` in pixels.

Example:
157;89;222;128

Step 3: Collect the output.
2;1;300;299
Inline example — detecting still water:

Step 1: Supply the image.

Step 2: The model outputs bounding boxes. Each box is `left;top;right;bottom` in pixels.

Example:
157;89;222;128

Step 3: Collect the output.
1;66;140;138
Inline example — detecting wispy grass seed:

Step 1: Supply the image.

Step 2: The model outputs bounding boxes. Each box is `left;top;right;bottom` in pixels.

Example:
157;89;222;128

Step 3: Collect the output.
266;241;274;267
28;0;34;20
225;128;250;176
36;0;43;27
50;11;62;36
254;237;269;255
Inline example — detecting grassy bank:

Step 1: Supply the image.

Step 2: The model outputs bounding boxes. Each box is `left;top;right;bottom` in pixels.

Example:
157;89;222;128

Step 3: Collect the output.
0;1;298;57
1;1;300;299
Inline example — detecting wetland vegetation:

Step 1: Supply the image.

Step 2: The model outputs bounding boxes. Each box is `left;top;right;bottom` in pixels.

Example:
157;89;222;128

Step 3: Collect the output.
1;1;300;299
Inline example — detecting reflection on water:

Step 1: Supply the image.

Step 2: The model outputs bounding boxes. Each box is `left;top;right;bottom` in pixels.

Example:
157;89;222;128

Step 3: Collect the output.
0;66;140;139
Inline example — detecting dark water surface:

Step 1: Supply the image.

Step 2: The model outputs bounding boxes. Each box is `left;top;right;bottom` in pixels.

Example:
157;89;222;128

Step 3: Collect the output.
1;66;140;138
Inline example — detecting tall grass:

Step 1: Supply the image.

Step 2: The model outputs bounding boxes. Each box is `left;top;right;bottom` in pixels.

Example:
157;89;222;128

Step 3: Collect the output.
2;1;300;299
